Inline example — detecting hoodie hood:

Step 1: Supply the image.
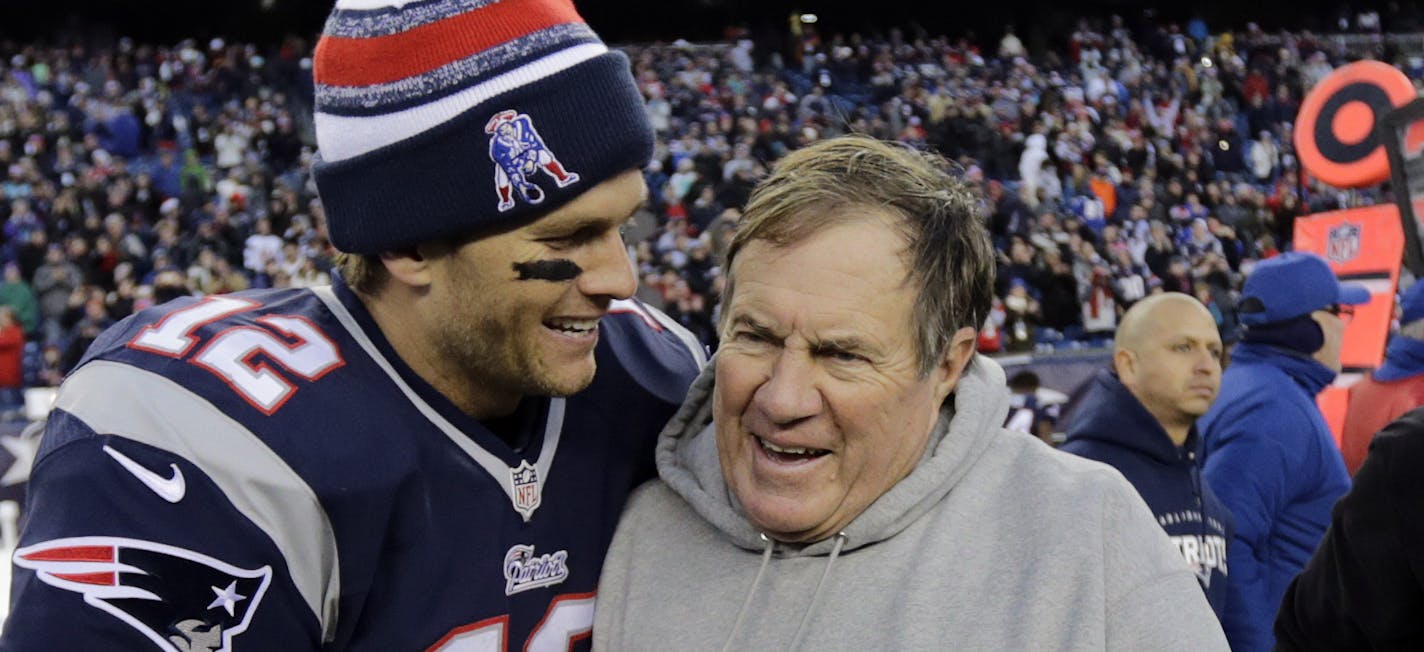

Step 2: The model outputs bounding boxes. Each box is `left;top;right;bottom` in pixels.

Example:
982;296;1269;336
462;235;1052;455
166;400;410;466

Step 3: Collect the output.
1064;368;1194;464
656;353;1012;556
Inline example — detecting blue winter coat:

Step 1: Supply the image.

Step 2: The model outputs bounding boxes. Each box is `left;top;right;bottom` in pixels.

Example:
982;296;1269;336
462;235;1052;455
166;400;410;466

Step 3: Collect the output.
1197;343;1350;652
1062;369;1234;619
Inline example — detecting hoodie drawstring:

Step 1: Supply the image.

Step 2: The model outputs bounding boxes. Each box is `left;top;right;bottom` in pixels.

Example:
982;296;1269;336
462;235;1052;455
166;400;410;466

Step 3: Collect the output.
787;532;848;651
721;533;776;652
719;532;849;651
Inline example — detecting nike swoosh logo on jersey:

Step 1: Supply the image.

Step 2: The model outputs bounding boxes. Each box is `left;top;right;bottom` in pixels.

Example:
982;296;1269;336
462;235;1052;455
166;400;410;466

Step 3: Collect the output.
103;445;186;503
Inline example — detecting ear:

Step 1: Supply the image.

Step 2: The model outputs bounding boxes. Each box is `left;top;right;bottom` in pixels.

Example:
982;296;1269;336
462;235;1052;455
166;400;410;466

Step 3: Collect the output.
1113;347;1136;383
932;326;980;401
379;246;436;290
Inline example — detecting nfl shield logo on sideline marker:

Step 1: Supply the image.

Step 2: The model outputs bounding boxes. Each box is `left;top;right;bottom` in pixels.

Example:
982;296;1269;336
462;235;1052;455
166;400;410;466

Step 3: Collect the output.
1327;222;1362;263
510;460;541;519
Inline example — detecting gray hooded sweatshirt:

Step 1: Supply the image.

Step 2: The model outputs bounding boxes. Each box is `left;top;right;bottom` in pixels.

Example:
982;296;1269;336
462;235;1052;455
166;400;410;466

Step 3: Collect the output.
593;355;1228;651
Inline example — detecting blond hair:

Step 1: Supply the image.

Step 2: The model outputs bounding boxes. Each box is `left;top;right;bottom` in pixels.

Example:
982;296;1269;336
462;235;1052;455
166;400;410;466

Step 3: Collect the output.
333;252;390;296
722;135;994;376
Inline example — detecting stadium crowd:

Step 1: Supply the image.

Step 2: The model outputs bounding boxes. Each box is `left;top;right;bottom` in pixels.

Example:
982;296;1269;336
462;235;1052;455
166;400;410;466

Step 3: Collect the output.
0;15;1412;408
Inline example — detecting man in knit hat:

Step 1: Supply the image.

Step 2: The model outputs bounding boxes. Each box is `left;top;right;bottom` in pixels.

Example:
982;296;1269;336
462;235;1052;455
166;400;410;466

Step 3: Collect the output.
1;1;703;649
1198;251;1366;652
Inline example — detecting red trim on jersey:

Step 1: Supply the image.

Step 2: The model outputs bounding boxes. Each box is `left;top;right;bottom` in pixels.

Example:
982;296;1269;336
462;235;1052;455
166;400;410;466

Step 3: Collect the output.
52;571;116;586
426;614;508;652
315;0;584;87
608;304;663;331
20;545;114;562
522;591;595;652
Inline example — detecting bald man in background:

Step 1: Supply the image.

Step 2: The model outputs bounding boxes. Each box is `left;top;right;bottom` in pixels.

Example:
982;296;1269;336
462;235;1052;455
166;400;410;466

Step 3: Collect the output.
1062;293;1235;619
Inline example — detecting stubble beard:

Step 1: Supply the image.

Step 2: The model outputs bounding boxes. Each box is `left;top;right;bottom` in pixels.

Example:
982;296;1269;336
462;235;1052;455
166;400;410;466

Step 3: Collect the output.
437;310;596;401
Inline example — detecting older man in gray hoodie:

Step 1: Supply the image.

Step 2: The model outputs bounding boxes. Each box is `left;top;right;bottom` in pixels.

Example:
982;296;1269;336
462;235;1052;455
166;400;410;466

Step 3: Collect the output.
593;135;1227;651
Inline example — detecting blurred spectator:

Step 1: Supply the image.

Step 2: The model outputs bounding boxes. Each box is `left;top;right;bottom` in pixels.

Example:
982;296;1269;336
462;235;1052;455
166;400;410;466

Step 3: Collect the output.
32;245;81;346
243;216;283;274
1081;265;1118;341
1002;278;1040;352
35;344;65;388
0;306;23;411
1004;370;1067;444
0;262;39;337
1062;294;1233;618
62;298;112;377
1339;281;1424;476
1249;132;1279;183
1199;252;1366;652
1036;251;1081;339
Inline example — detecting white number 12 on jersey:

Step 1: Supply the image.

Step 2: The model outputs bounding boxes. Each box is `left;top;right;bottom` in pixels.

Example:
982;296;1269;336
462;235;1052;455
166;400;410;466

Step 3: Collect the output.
129;296;344;414
429;592;596;652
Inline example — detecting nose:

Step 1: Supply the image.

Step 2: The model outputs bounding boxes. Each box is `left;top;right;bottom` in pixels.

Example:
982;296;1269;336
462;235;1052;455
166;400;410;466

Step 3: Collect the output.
751;350;823;427
1195;348;1221;376
577;230;638;301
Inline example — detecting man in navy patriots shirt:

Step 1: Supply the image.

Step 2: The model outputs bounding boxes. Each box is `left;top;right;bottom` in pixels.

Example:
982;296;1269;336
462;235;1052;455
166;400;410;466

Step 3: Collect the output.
1061;293;1234;618
1;1;703;650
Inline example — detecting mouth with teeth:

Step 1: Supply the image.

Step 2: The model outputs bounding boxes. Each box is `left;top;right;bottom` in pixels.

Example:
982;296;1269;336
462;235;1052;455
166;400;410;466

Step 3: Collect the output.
756;436;831;463
544;318;599;338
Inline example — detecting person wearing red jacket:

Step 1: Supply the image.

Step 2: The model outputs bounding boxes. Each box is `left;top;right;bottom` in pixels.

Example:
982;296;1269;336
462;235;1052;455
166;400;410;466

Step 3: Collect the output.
1341;282;1424;475
0;306;24;410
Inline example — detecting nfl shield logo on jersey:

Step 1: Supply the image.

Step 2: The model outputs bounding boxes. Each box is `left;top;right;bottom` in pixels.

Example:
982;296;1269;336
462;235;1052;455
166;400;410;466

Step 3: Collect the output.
509;459;541;520
485;110;581;213
13;536;271;652
1327;222;1362;263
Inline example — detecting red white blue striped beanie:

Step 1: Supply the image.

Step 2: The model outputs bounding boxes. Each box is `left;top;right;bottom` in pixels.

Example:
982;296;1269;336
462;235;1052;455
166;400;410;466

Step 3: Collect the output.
311;0;654;254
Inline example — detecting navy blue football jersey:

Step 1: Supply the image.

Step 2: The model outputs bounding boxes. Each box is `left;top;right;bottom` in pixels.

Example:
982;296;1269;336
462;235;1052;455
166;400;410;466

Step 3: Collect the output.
1;278;703;651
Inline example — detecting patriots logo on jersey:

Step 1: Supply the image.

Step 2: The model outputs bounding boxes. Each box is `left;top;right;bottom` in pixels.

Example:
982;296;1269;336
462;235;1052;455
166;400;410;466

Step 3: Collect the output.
485;109;580;212
503;543;569;596
13;536;272;652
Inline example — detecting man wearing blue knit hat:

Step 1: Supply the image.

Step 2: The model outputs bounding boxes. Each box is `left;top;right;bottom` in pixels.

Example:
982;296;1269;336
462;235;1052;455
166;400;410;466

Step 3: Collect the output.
1198;251;1366;652
1339;280;1424;475
2;1;704;650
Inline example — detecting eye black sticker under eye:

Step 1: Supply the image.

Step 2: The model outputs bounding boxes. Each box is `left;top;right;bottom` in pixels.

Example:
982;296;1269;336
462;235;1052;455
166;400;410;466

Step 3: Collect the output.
512;259;582;282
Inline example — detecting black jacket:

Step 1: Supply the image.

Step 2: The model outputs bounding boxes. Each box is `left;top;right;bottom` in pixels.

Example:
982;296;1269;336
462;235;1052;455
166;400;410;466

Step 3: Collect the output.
1274;406;1424;651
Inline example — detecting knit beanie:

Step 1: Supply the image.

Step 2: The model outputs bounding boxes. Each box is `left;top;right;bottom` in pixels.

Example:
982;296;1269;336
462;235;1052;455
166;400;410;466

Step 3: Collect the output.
311;0;654;254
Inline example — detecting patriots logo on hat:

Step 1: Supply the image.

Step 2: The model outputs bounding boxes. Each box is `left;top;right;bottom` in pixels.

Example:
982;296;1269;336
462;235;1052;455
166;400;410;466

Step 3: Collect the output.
486;110;580;212
13;536;272;652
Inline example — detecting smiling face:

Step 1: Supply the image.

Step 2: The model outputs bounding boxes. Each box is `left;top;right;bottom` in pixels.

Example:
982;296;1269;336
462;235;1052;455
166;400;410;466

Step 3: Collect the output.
421;169;644;409
714;212;966;543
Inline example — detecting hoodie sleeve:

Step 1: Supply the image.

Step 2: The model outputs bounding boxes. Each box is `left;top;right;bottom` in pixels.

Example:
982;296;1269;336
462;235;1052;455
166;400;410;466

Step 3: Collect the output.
1100;474;1230;651
1201;400;1299;652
